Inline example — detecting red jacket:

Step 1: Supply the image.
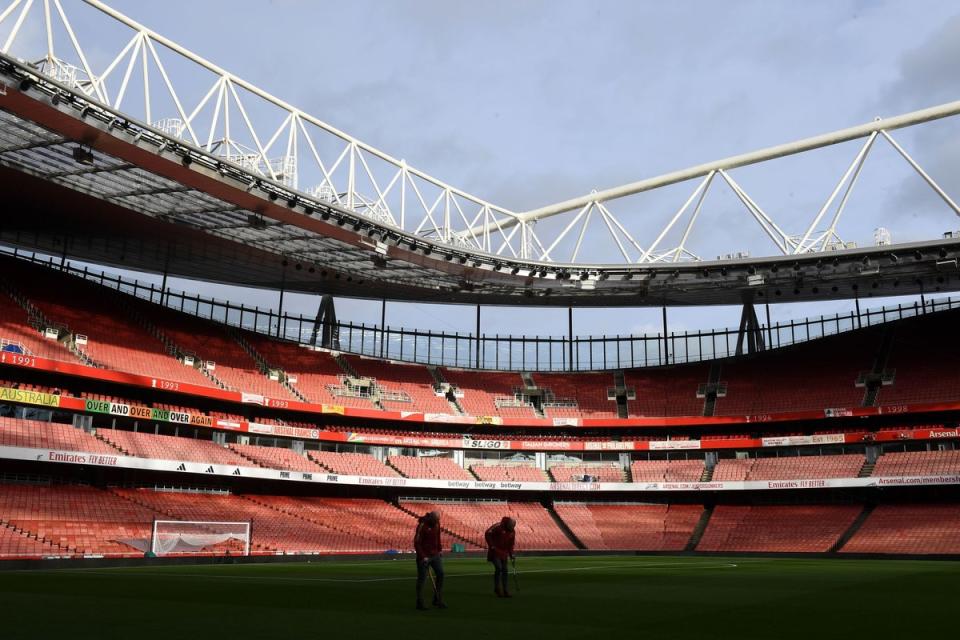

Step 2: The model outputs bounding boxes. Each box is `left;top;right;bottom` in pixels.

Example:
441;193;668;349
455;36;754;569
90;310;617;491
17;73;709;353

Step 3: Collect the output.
485;523;516;561
414;519;442;559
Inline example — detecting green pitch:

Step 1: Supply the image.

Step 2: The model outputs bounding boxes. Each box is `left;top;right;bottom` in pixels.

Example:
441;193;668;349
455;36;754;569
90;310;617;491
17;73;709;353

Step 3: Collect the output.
2;555;957;639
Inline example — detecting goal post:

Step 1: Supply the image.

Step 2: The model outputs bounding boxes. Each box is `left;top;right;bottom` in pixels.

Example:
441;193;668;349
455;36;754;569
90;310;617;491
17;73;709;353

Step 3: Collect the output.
150;520;252;557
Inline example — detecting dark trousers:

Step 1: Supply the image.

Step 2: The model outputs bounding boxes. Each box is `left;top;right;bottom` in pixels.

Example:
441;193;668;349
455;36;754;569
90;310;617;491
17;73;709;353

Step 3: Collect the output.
490;556;509;592
416;556;445;602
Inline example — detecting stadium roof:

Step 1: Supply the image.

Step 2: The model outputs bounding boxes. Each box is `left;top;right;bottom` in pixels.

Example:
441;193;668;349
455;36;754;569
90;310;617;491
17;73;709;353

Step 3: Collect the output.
2;54;960;307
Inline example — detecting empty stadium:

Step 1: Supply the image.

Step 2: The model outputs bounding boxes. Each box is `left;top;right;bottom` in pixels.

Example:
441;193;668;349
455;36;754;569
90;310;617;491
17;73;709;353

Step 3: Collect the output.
1;1;959;638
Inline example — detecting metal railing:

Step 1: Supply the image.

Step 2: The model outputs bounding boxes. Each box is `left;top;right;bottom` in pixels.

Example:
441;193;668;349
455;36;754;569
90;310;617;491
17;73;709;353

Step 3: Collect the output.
4;248;956;372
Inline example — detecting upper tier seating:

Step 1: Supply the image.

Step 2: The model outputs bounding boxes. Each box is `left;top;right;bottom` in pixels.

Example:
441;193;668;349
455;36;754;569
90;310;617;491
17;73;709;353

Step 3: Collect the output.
402;500;575;550
387;455;474;480
625;364;710;417
872;450;960;477
241;335;376;409
308;450;401;477
533;372;619;419
97;429;249;466
697;505;861;552
342;356;452;415
469;463;550;482
712;454;865;481
877;312;960;406
549;463;625;483
0;292;77;362
440;370;535;418
554;503;702;550
6;254;960;421
630;459;705;482
714;327;879;415
133;303;289;398
0;257;215;388
230;443;323;472
0;418;121;455
841;504;960;554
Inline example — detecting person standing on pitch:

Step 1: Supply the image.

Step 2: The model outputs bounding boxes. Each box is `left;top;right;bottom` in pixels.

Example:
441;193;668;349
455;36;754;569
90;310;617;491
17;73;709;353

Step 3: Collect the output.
414;510;446;610
485;516;516;597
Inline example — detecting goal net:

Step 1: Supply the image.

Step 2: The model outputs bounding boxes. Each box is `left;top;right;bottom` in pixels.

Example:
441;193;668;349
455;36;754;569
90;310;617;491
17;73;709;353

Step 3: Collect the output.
150;520;251;556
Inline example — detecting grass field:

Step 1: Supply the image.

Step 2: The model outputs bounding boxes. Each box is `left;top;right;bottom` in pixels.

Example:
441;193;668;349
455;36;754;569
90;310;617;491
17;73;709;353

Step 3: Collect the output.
1;555;957;639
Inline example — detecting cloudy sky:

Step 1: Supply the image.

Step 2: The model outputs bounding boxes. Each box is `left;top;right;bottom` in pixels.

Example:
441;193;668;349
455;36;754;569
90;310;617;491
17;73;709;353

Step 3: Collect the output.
4;0;960;343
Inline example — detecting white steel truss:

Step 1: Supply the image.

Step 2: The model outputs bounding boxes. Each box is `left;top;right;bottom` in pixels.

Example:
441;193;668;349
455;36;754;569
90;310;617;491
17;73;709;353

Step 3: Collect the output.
1;0;959;266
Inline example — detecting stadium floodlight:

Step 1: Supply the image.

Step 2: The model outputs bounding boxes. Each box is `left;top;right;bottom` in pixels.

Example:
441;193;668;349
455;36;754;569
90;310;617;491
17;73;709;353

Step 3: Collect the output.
150;520;251;557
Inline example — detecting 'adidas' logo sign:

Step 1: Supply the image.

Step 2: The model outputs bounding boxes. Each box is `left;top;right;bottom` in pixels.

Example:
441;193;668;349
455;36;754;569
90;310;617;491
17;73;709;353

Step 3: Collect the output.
233;468;241;476
176;463;186;471
205;466;214;473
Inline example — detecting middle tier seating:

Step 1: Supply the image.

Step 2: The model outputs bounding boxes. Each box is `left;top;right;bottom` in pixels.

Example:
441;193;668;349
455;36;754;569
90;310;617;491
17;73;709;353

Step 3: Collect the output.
97;429;249;466
712;454;866;481
230;443;323;473
308;450;401;477
549;463;625;483
0;418;121;455
696;505;862;552
469;463;550;482
630;459;705;482
872;450;960;476
387;455;474;480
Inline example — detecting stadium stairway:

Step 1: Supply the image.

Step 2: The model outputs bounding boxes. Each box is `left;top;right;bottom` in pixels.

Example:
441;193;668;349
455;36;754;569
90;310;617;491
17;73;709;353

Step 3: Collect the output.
93;432;129;456
228;328;304;402
859;329;896;407
829;504;877;553
0;517;69;554
684;505;715;551
699;465;714;482
544;501;586;549
612;371;629;418
386;459;408;478
858;460;876;477
701;361;723;417
428;366;466;415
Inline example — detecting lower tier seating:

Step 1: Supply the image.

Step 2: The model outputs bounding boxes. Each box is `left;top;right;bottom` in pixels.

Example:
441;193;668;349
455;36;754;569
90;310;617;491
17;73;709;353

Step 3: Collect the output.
401;500;575;551
696;505;861;552
841;504;960;554
554;502;702;550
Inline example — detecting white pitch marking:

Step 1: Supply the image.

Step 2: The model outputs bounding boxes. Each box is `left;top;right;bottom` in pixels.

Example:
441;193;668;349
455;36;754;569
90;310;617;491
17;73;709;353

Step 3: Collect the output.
28;560;743;583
